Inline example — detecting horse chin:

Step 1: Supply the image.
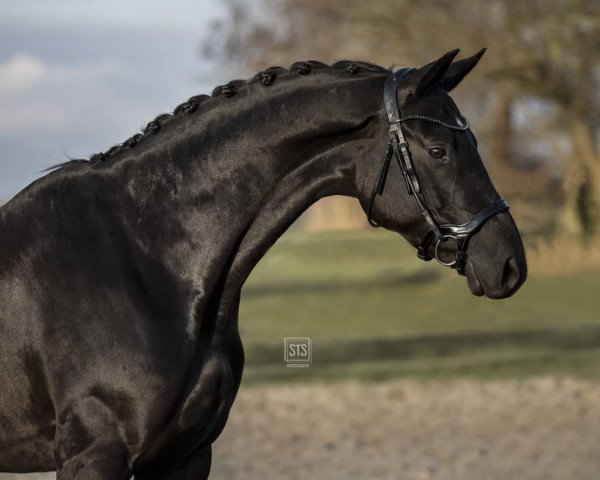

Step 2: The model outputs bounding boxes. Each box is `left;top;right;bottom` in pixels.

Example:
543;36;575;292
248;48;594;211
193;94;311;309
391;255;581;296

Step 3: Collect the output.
465;261;485;297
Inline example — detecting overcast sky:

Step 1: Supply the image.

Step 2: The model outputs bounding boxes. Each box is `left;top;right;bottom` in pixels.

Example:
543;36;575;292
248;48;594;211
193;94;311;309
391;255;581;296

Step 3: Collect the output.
0;0;230;201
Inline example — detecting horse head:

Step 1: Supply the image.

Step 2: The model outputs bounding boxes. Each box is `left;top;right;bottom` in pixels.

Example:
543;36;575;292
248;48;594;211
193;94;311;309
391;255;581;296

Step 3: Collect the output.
358;49;527;299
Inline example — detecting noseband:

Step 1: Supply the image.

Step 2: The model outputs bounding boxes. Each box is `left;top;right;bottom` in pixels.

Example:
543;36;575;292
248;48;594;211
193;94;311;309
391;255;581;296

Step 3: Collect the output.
367;68;510;276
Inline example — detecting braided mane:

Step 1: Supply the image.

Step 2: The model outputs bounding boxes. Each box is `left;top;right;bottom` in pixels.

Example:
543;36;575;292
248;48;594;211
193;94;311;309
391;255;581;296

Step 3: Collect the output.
48;60;388;171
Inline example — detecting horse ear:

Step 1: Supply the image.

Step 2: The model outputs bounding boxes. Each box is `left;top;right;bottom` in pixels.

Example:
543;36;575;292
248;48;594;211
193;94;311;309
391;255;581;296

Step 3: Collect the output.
397;49;460;105
441;48;486;92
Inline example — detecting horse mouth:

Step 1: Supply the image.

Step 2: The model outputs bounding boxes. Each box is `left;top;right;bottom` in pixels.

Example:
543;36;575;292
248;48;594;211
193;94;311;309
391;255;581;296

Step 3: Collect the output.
465;261;485;297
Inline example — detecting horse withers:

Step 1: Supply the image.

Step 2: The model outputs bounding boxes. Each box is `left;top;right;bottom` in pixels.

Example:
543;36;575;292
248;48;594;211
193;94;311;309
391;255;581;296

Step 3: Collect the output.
0;49;526;479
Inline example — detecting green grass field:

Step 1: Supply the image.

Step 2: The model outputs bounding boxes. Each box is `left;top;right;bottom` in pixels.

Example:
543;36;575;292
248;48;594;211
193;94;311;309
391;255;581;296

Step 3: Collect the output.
238;229;600;383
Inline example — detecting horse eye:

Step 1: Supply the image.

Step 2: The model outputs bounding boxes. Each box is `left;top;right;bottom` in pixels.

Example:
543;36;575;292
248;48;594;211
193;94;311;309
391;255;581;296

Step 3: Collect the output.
428;147;446;159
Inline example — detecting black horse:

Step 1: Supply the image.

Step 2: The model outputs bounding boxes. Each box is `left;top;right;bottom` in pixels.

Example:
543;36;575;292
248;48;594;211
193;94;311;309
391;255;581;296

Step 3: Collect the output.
0;49;526;479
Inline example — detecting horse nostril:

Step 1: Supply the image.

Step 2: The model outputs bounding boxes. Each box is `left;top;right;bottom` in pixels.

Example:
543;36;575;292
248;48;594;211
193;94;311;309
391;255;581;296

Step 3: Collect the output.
501;257;521;292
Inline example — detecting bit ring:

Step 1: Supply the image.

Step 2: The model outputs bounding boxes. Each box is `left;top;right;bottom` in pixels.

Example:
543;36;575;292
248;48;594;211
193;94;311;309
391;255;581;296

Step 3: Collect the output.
434;235;457;267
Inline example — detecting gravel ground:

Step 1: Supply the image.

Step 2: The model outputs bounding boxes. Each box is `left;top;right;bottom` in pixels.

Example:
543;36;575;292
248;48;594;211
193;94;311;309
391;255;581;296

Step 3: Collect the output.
3;377;600;480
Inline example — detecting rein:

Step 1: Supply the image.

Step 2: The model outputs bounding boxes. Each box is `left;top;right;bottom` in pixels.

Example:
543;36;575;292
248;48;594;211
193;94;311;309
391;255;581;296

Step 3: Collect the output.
367;68;509;276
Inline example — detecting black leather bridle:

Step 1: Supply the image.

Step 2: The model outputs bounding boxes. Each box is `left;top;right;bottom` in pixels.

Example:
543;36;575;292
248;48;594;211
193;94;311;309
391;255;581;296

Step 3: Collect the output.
367;68;510;276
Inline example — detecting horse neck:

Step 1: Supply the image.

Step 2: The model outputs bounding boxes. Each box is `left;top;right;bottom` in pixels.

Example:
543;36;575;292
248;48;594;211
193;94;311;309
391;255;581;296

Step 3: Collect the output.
120;72;386;313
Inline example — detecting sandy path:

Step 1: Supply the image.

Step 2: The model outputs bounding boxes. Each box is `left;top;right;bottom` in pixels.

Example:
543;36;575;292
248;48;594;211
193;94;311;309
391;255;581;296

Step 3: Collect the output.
211;377;600;480
3;377;600;480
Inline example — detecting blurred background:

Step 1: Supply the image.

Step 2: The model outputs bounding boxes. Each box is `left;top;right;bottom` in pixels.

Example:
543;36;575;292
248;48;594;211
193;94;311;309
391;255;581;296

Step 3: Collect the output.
1;0;599;479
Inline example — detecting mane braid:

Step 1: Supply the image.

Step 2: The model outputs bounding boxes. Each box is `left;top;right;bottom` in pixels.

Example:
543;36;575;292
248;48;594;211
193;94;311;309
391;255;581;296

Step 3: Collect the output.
46;60;389;171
